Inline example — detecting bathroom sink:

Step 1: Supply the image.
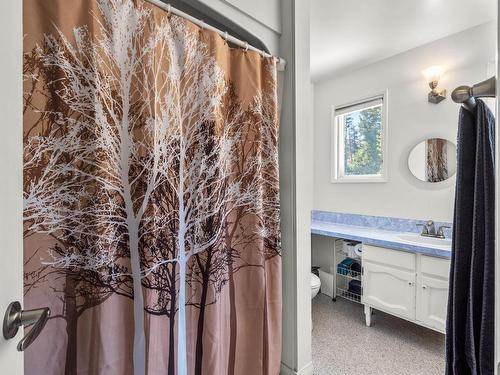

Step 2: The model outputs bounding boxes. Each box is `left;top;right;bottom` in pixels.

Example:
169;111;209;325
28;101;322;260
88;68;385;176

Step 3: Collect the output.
396;234;452;247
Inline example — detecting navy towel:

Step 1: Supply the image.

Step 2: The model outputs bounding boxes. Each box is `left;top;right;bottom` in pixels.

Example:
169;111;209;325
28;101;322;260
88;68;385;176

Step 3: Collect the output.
445;99;495;375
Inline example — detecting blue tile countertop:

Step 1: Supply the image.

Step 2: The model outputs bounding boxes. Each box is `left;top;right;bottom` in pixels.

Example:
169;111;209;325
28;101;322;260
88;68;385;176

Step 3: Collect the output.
311;211;452;259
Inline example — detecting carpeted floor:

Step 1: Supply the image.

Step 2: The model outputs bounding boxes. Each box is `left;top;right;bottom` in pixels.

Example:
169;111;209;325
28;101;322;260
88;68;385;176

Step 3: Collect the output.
312;293;445;375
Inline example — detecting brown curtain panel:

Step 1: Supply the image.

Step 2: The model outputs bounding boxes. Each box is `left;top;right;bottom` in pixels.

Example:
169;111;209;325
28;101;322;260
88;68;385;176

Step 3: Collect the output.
22;1;281;374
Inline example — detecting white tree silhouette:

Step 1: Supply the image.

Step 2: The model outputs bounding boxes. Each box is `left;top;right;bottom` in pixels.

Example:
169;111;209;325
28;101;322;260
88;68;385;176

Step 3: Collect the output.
251;65;281;257
25;1;180;373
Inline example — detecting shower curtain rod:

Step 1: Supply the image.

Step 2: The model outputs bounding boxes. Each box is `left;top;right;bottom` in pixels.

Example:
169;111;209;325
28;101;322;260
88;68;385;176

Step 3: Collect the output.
145;0;287;71
452;76;496;111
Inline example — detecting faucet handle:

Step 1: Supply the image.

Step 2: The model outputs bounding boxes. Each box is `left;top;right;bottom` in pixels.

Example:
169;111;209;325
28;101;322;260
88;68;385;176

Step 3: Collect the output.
437;225;451;238
416;223;428;235
426;220;434;226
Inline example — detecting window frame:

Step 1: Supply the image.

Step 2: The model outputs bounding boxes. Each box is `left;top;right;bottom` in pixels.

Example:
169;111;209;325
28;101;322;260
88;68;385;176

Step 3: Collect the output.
331;91;389;183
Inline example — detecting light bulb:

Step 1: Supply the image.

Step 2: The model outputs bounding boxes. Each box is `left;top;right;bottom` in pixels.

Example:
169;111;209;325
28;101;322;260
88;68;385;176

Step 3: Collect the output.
422;65;445;85
422;65;447;103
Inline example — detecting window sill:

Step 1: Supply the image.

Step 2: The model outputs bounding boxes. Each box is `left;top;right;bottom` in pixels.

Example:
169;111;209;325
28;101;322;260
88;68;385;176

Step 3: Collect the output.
330;176;388;184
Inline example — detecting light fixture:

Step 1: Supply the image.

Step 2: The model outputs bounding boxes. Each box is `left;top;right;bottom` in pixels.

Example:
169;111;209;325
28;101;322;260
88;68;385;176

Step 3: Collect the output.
422;65;446;104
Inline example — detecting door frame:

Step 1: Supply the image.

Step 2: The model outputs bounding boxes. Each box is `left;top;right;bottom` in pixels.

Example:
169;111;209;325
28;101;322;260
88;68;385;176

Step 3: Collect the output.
496;2;500;373
0;0;24;373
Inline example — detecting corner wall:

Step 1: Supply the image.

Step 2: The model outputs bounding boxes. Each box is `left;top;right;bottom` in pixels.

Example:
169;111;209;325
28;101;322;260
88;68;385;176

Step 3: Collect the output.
188;0;281;52
280;0;313;374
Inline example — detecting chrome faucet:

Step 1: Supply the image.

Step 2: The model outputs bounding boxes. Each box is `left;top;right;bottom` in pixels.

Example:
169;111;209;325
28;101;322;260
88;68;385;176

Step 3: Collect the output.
416;220;450;239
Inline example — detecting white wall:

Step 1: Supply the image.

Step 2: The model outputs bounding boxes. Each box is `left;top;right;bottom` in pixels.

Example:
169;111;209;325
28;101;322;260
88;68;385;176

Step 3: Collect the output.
219;0;281;33
313;22;496;222
192;0;281;52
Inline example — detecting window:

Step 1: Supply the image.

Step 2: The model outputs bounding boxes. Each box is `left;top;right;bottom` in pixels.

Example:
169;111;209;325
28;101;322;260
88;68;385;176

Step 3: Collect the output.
331;93;388;183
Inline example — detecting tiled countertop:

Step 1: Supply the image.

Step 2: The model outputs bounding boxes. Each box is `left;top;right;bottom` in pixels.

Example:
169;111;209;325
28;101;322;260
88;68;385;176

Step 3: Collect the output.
311;211;452;259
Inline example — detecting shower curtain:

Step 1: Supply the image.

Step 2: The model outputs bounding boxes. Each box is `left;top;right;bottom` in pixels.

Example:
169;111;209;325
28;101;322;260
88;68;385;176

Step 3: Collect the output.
22;1;281;374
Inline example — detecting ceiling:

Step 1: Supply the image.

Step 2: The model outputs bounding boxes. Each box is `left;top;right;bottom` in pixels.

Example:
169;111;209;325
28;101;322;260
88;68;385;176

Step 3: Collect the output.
310;0;497;82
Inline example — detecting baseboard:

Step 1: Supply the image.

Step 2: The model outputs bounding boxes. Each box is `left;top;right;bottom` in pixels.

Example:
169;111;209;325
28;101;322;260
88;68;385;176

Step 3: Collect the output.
280;361;313;375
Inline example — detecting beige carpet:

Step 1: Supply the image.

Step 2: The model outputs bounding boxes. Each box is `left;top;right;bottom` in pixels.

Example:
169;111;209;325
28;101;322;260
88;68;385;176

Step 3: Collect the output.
312;293;445;375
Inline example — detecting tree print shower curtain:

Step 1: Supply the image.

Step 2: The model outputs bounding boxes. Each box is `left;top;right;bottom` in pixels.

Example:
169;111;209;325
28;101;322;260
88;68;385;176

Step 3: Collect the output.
22;1;281;374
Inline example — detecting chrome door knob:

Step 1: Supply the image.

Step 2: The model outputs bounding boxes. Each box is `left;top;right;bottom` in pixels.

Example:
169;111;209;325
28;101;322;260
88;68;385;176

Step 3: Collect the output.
3;301;50;351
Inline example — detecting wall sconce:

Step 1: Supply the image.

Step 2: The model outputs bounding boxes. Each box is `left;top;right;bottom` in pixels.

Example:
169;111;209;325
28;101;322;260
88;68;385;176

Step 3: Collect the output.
422;65;446;104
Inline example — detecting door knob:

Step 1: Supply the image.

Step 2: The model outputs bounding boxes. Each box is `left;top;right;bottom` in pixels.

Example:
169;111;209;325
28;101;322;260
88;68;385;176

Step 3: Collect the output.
3;301;50;351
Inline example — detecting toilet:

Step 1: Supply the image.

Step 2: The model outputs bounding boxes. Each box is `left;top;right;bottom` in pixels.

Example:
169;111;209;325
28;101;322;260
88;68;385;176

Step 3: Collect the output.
311;273;321;298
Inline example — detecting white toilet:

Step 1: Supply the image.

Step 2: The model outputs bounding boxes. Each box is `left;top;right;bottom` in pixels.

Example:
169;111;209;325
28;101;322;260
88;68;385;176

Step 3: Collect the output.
311;273;321;298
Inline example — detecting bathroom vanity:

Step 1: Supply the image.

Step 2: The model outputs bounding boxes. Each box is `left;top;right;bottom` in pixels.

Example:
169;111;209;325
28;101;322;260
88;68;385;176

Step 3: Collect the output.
311;211;452;334
362;244;449;333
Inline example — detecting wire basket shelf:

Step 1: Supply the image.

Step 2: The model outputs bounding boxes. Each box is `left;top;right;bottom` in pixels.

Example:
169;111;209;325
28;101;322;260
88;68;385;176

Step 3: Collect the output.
336;269;361;281
333;240;363;305
336;287;362;304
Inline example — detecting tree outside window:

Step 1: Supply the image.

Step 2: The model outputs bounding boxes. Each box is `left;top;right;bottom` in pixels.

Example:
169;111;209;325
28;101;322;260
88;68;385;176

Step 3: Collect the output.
332;95;387;182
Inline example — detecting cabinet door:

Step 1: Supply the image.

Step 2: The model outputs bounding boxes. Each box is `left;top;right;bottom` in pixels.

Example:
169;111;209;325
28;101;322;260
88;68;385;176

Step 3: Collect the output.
416;275;449;332
362;261;416;320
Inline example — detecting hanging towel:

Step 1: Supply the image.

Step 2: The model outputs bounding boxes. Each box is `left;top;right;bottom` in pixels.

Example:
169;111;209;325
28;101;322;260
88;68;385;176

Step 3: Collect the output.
446;99;495;375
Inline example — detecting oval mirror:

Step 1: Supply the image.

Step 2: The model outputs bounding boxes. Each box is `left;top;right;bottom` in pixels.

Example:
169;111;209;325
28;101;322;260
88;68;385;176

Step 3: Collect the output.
408;138;456;182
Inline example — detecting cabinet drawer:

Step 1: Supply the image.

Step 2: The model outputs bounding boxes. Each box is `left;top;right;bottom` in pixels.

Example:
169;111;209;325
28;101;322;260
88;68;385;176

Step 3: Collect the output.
420;255;450;279
363;244;415;270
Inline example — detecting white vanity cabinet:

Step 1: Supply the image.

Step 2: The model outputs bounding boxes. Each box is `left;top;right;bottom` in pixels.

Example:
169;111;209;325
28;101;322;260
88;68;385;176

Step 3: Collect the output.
362;246;416;321
416;255;450;332
362;244;450;333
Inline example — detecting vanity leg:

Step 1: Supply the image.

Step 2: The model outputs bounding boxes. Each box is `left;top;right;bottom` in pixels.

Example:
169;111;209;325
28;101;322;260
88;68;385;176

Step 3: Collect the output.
364;305;372;327
332;239;337;302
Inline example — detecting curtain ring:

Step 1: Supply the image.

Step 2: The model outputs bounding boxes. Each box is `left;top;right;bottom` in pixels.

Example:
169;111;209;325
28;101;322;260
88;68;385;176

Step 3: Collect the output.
166;4;171;16
244;42;249;52
223;31;228;44
200;20;205;30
